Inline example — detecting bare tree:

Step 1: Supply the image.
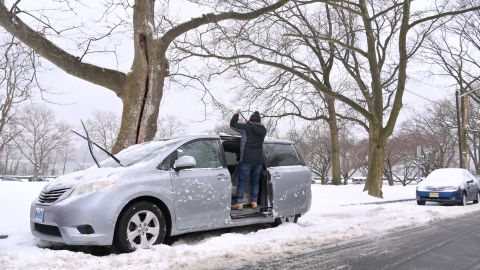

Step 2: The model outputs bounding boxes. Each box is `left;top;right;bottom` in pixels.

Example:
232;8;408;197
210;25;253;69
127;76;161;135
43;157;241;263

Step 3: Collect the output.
424;12;480;168
339;130;368;184
86;111;120;152
177;2;349;185
59;144;76;175
14;105;71;180
154;114;186;139
399;100;458;176
383;131;419;186
177;0;480;197
1;142;21;175
467;100;480;173
0;0;289;154
0;35;39;153
288;123;332;184
384;102;459;186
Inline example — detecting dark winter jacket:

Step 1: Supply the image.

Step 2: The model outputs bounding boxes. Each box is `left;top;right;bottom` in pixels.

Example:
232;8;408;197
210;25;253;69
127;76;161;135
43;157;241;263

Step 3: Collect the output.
230;113;267;165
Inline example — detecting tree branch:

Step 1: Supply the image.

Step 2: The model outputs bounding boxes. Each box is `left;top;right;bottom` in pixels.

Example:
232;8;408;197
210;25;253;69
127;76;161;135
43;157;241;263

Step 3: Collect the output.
162;0;289;46
409;5;480;30
0;3;127;96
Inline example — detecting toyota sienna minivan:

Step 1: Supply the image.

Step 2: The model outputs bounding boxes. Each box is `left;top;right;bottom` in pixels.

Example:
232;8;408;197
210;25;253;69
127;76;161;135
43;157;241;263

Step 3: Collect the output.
30;134;312;253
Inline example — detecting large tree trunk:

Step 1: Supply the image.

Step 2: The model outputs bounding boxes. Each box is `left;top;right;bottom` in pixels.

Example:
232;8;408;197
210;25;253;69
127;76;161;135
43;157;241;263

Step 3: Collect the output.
364;126;386;197
112;0;167;154
326;96;341;185
33;163;39;182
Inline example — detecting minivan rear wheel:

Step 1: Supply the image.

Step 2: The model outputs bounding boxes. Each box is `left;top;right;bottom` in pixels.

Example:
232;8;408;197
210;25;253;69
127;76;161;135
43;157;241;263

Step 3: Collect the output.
114;201;166;253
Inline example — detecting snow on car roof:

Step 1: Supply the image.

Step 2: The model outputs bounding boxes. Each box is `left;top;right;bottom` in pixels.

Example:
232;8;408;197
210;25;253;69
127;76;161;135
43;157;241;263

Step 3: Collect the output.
423;168;469;186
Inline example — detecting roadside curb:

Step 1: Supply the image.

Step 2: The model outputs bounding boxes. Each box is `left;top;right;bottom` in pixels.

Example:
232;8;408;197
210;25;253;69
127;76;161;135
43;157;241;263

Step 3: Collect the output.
341;198;416;206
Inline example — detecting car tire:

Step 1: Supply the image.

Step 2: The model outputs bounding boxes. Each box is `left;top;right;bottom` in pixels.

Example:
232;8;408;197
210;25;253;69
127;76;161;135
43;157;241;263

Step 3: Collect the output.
113;201;166;253
273;214;299;227
459;192;467;206
416;200;425;205
474;192;480;204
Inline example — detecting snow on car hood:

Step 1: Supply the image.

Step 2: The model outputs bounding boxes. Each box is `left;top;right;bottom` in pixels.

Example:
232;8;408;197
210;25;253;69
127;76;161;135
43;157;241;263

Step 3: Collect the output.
44;139;182;191
44;166;129;191
418;168;465;188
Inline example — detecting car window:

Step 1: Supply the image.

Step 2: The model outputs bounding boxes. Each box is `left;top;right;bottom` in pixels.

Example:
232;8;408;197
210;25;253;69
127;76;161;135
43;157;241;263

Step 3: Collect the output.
264;143;301;167
178;139;222;169
158;151;177;171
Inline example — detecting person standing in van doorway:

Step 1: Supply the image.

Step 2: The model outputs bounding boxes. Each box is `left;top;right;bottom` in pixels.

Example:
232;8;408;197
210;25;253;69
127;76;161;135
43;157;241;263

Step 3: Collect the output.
230;109;267;211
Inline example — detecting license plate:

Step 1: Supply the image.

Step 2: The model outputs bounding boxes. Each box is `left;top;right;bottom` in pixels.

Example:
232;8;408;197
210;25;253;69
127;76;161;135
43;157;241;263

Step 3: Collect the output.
34;208;45;222
429;192;439;198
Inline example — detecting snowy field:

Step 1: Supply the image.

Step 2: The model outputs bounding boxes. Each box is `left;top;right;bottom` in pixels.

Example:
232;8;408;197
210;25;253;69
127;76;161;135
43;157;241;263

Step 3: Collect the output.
1;181;480;270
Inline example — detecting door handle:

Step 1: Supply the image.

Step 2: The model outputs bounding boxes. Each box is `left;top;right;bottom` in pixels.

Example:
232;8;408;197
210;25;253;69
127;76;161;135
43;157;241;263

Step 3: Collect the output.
273;172;282;179
217;174;228;181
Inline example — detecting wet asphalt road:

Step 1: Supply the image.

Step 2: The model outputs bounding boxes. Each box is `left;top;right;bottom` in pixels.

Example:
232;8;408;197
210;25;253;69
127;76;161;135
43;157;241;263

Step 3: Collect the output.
238;210;480;270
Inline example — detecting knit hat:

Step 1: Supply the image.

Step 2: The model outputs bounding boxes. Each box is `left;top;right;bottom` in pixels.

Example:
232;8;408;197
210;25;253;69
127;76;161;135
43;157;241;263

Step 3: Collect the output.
249;111;261;123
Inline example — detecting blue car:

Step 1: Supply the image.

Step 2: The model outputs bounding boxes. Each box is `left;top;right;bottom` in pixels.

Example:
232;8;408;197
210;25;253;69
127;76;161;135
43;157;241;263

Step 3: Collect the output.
416;168;479;206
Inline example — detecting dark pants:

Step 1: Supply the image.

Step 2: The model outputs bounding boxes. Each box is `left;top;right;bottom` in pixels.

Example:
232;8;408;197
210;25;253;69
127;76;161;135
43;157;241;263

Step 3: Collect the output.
236;163;262;204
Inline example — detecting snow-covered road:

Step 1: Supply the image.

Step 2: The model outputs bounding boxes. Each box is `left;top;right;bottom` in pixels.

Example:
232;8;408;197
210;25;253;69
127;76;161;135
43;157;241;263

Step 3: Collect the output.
1;181;479;270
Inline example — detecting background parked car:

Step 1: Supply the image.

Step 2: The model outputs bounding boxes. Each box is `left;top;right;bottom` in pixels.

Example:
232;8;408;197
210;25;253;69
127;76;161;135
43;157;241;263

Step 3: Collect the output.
416;168;479;206
0;176;21;181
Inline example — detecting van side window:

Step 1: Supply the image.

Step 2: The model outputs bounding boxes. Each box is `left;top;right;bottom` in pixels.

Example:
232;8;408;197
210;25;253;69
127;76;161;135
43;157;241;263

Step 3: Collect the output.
264;143;301;167
178;140;222;169
158;151;177;170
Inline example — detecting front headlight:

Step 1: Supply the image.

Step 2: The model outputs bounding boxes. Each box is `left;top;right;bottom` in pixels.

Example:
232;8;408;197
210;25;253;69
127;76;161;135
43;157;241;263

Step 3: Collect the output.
444;186;459;191
70;179;116;198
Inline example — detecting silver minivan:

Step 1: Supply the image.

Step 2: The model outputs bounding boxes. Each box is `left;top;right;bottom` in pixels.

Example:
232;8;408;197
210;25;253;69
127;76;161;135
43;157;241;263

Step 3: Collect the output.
30;134;312;252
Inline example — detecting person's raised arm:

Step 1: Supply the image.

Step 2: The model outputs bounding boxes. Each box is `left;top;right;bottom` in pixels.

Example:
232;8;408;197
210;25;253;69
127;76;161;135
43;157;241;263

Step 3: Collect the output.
230;109;247;130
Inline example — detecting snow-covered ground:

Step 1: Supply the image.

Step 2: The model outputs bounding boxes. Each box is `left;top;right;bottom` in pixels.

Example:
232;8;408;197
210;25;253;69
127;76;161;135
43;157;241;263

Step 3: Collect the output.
1;181;480;270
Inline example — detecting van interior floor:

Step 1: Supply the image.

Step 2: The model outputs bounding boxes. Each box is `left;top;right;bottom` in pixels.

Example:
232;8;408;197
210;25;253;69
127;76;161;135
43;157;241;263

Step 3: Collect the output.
230;205;262;219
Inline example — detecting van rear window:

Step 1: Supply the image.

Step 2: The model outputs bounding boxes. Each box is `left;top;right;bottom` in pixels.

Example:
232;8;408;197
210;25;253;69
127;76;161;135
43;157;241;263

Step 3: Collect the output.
264;143;301;167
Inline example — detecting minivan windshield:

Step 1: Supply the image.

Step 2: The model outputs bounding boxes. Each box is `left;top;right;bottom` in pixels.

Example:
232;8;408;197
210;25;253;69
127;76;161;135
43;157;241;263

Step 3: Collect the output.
100;139;182;168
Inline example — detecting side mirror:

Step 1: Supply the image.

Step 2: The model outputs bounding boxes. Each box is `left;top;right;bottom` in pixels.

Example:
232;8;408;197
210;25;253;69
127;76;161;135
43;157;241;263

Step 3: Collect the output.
174;155;196;171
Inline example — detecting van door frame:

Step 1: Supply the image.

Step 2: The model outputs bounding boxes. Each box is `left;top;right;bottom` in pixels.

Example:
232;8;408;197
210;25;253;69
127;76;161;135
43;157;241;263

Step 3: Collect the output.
170;138;231;230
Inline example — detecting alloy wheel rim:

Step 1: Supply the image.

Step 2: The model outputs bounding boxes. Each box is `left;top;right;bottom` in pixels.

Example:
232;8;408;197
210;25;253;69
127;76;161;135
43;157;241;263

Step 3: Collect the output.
126;210;160;249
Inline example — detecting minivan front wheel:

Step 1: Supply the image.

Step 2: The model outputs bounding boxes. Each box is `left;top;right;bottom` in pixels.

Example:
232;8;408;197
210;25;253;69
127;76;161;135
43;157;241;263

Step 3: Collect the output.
114;201;166;253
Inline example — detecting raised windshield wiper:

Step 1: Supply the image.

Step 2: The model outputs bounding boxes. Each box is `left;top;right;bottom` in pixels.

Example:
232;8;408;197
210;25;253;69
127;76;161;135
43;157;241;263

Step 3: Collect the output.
72;120;124;168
